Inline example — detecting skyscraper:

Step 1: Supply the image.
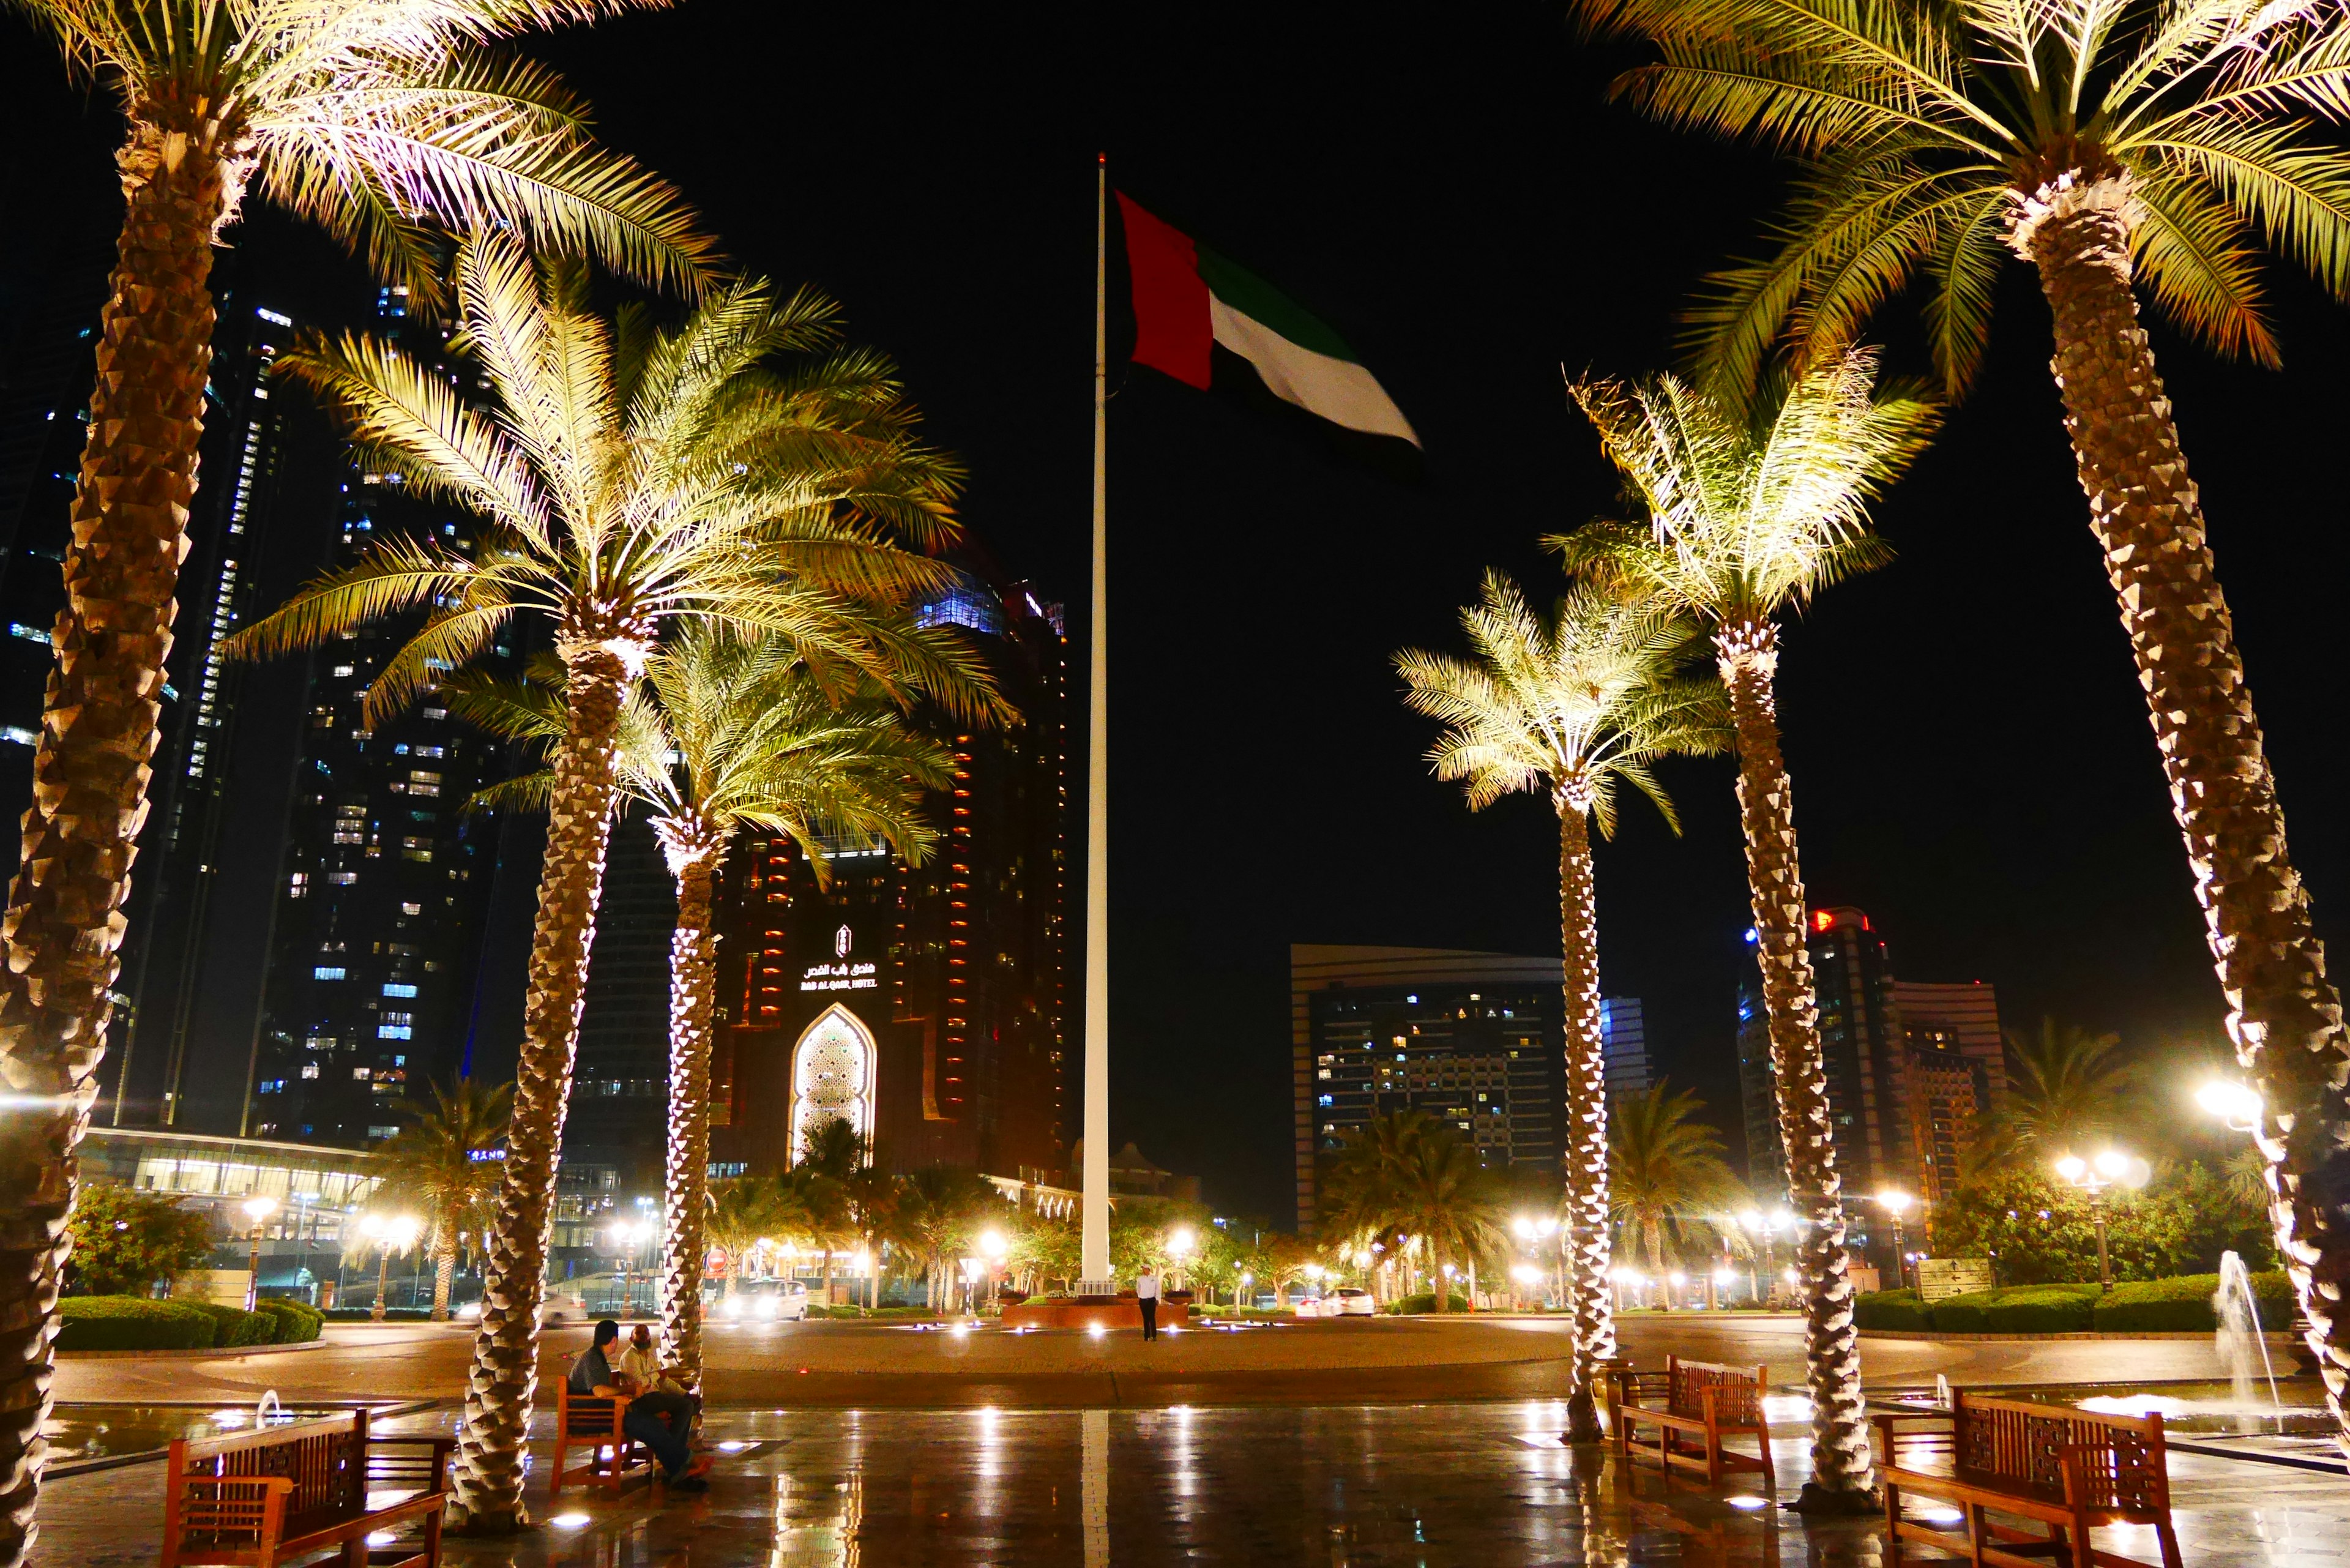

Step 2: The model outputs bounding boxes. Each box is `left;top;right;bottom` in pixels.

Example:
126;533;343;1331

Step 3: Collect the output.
244;285;518;1146
1600;997;1654;1097
559;813;679;1187
1735;908;2002;1264
702;575;1069;1184
1291;945;1575;1232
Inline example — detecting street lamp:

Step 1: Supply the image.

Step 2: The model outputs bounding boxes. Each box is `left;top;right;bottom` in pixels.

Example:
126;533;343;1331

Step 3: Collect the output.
2054;1151;2135;1288
1167;1226;1196;1291
979;1228;1009;1310
360;1213;421;1321
1875;1189;1915;1292
2196;1079;2262;1135
606;1219;646;1313
241;1196;279;1312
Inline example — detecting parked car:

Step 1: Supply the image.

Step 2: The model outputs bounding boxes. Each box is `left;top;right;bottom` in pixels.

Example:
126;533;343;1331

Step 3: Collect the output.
718;1280;810;1322
1331;1287;1376;1316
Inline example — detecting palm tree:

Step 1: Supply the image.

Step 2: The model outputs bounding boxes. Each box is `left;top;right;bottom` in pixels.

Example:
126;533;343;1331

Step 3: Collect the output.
224;235;991;1532
1322;1111;1504;1314
704;1176;804;1296
788;1118;867;1309
1968;1018;2140;1173
1554;346;1935;1509
0;7;712;1549
895;1167;998;1312
1397;574;1726;1439
373;1079;513;1321
450;628;956;1389
1610;1083;1747;1280
1575;0;2350;1426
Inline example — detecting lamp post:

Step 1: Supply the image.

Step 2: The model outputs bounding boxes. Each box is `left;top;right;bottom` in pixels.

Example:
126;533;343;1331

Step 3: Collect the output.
606;1220;643;1315
2197;1079;2262;1135
1876;1189;1915;1292
1167;1226;1196;1293
2054;1151;2133;1288
360;1214;420;1321
241;1196;279;1312
979;1228;1009;1312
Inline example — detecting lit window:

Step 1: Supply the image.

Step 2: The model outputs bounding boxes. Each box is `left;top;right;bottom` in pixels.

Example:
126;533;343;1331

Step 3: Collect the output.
383;983;417;998
313;966;346;980
378;1026;412;1040
300;1063;319;1080
352;1067;371;1080
332;665;355;678
400;902;422;916
328;872;358;885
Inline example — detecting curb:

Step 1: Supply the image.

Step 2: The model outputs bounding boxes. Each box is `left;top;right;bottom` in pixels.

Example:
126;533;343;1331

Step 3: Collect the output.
1856;1329;2301;1343
59;1336;337;1361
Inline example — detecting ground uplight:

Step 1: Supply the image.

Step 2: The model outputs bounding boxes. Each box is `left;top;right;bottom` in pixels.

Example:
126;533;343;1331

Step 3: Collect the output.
549;1513;592;1529
1916;1506;1966;1525
1723;1496;1770;1510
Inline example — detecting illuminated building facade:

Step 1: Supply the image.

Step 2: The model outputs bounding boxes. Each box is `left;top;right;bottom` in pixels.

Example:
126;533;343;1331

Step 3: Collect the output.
1291;945;1633;1232
1734;909;2003;1265
244;285;517;1146
705;577;1067;1183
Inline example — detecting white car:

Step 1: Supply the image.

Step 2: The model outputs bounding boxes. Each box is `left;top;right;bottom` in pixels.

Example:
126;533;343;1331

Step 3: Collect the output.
1330;1287;1376;1316
719;1282;809;1323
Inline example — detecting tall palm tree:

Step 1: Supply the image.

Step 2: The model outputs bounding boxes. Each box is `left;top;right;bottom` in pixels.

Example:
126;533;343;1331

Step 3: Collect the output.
1968;1018;2141;1172
450;627;957;1389
1574;0;2350;1427
894;1166;998;1312
224;234;992;1532
1321;1110;1505;1315
374;1079;513;1321
1397;575;1726;1439
0;7;711;1550
1610;1083;1746;1278
704;1175;805;1296
788;1113;867;1309
1554;346;1936;1509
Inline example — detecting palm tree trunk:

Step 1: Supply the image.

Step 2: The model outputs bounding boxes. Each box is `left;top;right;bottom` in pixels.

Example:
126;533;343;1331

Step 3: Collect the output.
432;1242;457;1323
1430;1242;1449;1313
2021;176;2350;1442
1718;621;1876;1510
449;643;633;1533
819;1246;835;1313
654;824;721;1396
1556;799;1616;1443
0;121;233;1568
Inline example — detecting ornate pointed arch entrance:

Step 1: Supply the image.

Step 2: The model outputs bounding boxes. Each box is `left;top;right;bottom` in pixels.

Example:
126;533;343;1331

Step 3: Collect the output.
790;1002;878;1164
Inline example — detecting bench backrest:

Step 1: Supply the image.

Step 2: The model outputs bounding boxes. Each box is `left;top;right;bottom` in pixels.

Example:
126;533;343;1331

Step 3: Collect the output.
1666;1357;1767;1426
168;1411;367;1542
1952;1393;2169;1512
559;1383;624;1437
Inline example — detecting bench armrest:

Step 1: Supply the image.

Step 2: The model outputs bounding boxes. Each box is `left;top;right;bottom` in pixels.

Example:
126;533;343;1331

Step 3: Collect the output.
176;1476;296;1498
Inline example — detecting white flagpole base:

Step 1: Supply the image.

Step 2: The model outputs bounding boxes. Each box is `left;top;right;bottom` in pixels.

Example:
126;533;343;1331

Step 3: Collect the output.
1075;1278;1121;1299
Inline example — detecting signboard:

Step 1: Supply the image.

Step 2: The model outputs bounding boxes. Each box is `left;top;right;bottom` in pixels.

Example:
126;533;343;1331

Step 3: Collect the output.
1916;1258;1994;1302
179;1268;254;1308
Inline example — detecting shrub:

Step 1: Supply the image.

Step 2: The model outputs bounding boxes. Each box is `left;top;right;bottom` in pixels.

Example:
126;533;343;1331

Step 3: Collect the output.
56;1296;217;1351
323;1307;432;1321
1382;1293;1471;1315
255;1298;324;1344
184;1302;278;1346
1922;1290;2003;1332
2094;1271;2297;1333
1977;1287;2096;1334
1854;1289;1934;1332
64;1187;217;1297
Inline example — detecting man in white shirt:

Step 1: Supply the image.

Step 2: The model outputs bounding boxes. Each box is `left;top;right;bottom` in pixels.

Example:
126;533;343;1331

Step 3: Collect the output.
1135;1267;1160;1341
616;1321;703;1436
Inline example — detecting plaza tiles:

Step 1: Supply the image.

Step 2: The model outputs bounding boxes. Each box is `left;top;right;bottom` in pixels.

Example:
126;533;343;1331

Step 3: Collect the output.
34;1400;2350;1567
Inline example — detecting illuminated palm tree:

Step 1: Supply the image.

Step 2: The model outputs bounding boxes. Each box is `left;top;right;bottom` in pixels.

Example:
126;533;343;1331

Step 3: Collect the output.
704;1176;807;1296
225;234;991;1531
1321;1110;1505;1315
894;1166;998;1312
1397;575;1726;1439
1554;346;1936;1509
0;7;711;1549
1575;0;2350;1430
374;1079;513;1321
1610;1083;1746;1279
450;625;957;1388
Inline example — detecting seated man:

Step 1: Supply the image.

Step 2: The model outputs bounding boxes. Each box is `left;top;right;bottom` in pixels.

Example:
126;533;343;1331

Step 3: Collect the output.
616;1322;704;1441
568;1320;707;1493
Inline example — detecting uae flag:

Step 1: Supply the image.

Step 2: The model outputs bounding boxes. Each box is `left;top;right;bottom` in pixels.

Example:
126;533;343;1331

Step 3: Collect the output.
1117;192;1420;462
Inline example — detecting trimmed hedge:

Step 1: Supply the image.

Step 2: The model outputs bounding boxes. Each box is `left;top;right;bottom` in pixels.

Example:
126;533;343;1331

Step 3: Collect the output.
2094;1271;2295;1333
1383;1293;1472;1315
185;1302;278;1346
1854;1289;1934;1332
255;1298;324;1343
323;1307;433;1321
1920;1286;2094;1333
56;1296;216;1351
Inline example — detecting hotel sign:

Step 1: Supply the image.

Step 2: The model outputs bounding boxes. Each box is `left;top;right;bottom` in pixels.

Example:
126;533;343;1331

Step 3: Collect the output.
802;961;876;993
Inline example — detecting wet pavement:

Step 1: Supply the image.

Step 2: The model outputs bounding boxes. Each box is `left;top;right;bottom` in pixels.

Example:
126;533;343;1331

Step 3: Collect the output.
35;1398;2350;1567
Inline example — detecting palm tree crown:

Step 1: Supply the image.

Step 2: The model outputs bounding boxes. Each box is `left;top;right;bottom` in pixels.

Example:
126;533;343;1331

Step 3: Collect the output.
1973;1017;2141;1167
229;233;988;713
12;0;715;299
1610;1082;1746;1271
1398;573;1725;831
1574;0;2350;390
1553;347;1936;629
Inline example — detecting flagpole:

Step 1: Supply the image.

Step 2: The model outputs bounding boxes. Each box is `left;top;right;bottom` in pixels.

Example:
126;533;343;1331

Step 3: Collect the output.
1079;154;1114;1293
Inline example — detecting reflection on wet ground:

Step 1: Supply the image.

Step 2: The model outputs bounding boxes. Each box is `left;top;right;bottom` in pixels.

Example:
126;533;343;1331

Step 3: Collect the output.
39;1400;2350;1566
41;1402;398;1470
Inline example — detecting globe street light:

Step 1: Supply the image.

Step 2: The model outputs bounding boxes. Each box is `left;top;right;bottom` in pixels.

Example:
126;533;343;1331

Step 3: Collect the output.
2054;1151;2135;1288
1875;1189;1915;1292
241;1196;279;1312
2196;1079;2262;1135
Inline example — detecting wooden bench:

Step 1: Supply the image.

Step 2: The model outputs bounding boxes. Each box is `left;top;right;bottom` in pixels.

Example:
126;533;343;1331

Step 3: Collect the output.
551;1384;656;1497
1873;1391;2182;1568
1609;1357;1776;1488
162;1409;446;1568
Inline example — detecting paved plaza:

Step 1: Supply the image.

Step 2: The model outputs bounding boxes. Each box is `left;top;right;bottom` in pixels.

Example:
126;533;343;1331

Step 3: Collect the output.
37;1316;2350;1565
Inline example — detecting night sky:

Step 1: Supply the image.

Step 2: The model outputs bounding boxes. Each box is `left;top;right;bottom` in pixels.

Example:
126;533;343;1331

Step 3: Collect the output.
9;2;2349;1223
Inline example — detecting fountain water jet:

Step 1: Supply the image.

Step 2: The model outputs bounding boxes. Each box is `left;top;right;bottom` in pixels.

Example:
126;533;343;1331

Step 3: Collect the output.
2214;1251;2282;1419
